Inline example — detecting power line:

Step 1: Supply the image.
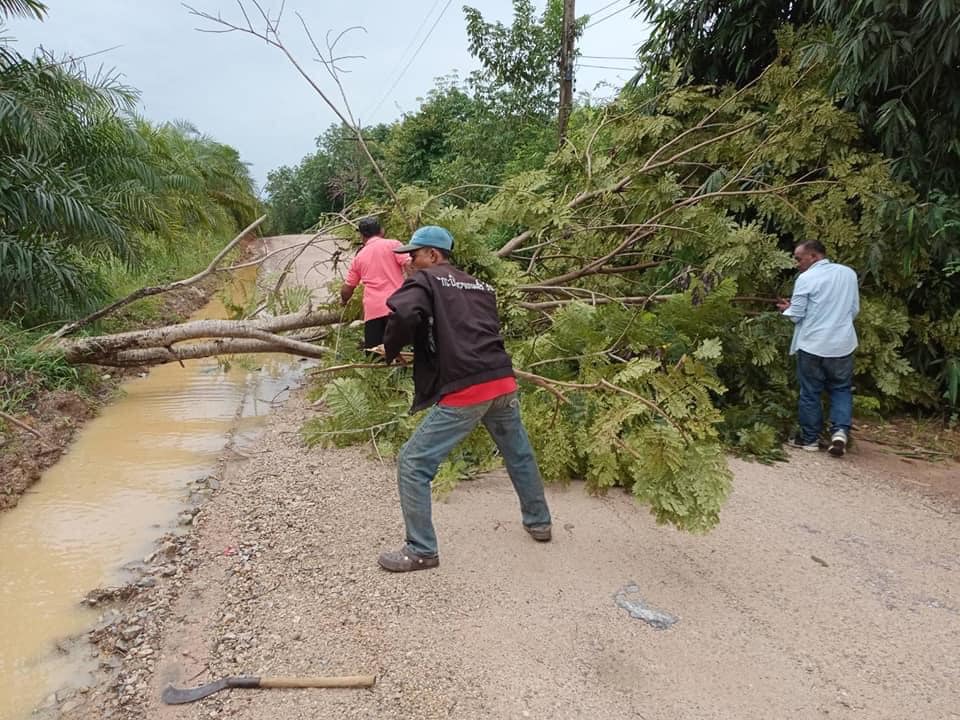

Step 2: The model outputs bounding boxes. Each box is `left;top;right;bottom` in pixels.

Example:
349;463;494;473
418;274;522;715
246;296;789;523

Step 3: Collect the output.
363;0;446;120
584;2;634;28
365;0;454;121
580;54;637;60
378;0;443;88
577;62;636;70
587;0;628;16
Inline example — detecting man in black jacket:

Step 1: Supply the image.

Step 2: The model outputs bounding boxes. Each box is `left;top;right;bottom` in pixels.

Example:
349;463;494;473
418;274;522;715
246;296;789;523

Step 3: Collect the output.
377;225;552;572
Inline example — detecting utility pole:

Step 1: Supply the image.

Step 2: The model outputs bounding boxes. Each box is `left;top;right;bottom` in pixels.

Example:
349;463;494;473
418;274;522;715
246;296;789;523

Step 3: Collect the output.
557;0;575;145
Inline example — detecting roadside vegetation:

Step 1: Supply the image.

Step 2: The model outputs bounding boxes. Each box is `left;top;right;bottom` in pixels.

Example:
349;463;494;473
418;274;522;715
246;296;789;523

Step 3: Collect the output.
262;0;959;530
0;1;261;418
3;0;957;530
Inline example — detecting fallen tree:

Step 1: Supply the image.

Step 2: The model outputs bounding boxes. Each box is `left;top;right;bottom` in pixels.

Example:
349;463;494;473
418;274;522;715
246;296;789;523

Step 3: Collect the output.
47;37;953;534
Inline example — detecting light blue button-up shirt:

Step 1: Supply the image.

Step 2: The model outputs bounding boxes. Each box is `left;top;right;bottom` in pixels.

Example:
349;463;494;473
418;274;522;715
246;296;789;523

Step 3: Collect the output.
783;259;859;357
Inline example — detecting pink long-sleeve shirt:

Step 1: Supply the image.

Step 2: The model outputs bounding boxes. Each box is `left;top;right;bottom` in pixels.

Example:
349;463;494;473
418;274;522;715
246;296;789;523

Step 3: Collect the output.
344;235;410;321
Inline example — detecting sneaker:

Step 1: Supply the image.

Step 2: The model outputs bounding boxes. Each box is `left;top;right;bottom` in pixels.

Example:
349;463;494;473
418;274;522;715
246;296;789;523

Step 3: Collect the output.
828;429;847;457
788;436;820;452
377;546;439;572
524;524;552;542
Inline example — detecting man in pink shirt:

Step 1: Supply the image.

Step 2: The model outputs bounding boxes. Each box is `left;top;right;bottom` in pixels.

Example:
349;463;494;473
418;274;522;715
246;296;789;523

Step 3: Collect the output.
340;217;410;348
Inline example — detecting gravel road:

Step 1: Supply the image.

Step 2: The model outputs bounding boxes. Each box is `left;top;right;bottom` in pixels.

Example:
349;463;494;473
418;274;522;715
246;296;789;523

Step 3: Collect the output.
60;236;960;720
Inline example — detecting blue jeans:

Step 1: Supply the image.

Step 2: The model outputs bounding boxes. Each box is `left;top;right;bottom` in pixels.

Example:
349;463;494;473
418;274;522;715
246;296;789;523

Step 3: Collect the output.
796;350;854;444
396;391;552;557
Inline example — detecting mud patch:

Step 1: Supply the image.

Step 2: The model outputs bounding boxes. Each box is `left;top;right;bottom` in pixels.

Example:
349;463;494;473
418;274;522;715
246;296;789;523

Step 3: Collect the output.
0;277;219;513
0;389;98;511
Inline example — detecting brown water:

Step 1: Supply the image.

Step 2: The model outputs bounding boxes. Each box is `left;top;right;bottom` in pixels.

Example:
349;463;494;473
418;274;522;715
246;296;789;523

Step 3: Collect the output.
0;277;306;719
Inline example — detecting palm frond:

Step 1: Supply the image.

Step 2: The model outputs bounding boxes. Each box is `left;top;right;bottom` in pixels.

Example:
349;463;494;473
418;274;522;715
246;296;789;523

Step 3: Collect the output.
0;0;46;20
0;235;105;322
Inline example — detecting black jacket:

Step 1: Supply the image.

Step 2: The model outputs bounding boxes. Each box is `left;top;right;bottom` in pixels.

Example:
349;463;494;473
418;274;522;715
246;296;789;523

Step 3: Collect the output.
384;264;514;413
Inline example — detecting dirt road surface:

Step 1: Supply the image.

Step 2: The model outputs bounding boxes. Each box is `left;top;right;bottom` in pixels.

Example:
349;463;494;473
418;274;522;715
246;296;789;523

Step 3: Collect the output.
74;236;960;719
255;233;348;303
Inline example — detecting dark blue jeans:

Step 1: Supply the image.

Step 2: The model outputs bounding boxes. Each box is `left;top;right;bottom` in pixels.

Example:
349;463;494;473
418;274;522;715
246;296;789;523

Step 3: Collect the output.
796;350;854;444
396;391;552;557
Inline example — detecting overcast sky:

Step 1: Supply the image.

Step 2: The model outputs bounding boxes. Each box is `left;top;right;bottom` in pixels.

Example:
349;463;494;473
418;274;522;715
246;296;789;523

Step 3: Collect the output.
7;1;649;191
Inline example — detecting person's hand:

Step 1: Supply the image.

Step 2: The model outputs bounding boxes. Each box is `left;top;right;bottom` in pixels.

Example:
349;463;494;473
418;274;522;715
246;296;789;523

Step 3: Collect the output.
776;298;790;312
368;345;411;365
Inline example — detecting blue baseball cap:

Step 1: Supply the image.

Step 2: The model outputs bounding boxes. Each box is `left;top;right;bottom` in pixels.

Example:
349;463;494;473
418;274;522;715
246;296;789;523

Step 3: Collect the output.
393;225;454;253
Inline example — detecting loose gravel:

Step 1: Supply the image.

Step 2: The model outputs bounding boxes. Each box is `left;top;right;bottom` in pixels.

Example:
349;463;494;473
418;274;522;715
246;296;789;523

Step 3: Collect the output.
45;235;960;720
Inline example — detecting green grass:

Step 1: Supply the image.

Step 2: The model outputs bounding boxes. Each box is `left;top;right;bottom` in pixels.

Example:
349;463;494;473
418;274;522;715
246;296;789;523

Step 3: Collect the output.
1;228;243;417
0;322;96;415
97;229;241;330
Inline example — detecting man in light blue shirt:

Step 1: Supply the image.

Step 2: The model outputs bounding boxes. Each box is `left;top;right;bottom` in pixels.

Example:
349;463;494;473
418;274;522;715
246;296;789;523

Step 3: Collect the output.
777;240;859;457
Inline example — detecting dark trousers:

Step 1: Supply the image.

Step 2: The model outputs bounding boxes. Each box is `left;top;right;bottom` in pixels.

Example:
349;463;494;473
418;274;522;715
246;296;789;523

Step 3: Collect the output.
796;350;854;444
363;316;388;348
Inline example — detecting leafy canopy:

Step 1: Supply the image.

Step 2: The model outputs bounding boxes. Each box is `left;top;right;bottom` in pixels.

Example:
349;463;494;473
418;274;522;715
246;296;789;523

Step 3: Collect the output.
0;36;260;323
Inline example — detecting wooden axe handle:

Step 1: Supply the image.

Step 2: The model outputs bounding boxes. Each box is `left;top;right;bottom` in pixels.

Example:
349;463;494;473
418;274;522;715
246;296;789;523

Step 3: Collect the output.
259;675;376;689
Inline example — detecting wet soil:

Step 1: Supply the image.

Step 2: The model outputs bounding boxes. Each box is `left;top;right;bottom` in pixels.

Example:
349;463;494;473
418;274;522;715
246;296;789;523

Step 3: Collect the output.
0;275;220;513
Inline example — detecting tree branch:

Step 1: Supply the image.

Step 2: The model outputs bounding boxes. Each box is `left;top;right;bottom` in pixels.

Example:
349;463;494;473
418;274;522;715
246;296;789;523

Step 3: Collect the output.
59;308;341;364
518;295;671;311
185;3;411;228
513;370;688;440
46;215;266;341
94;338;327;367
0;410;53;448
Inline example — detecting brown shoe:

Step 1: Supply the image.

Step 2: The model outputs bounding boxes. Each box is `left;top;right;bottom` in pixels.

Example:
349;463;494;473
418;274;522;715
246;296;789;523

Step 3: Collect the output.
377;546;439;572
524;524;552;542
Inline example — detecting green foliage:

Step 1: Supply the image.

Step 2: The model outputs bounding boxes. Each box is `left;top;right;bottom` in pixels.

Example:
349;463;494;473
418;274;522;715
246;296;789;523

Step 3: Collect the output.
292;7;960;534
0;321;94;414
308;48;960;533
637;0;960;195
303;353;496;495
265;76;560;232
627;426;731;532
264;122;392;233
0;0;45;20
0;38;260;325
464;0;583;118
812;0;960;194
635;0;814;87
304;375;409;447
384;80;475;189
432;426;499;499
730;422;787;464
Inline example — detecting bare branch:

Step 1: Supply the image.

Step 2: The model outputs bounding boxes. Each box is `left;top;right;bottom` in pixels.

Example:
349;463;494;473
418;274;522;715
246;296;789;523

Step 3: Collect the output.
59;308;342;364
185;3;406;223
0;410;53;448
236;0;254;32
517;295;671;311
46;215;266;341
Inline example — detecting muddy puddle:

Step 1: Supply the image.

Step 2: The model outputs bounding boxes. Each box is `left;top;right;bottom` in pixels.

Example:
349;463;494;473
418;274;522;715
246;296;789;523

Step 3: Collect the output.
0;275;308;719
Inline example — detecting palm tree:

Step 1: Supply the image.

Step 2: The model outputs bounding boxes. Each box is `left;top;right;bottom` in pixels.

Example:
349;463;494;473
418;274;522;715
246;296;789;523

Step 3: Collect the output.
0;1;260;324
0;53;139;320
0;54;261;323
0;0;46;19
